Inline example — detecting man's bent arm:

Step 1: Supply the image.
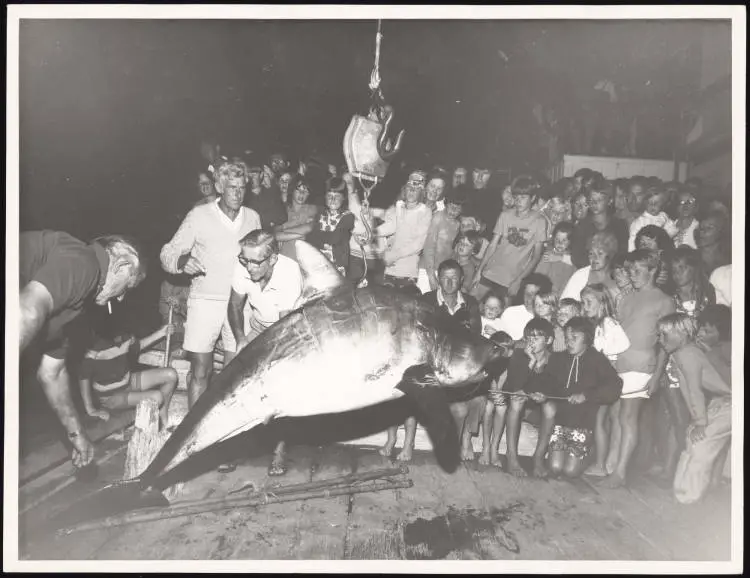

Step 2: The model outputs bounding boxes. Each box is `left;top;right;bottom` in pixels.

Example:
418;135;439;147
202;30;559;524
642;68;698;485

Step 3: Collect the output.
227;288;248;343
20;281;54;353
38;356;88;438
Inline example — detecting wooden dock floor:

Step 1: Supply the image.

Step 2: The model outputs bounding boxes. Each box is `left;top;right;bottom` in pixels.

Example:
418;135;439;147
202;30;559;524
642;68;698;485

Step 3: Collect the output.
18;437;732;561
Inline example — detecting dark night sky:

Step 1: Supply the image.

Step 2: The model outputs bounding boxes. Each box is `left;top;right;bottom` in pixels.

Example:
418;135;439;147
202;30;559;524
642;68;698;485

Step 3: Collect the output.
17;18;716;327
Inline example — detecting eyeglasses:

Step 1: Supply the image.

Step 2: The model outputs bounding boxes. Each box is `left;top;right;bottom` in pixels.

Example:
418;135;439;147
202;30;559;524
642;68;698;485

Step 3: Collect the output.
238;253;271;267
678;199;697;206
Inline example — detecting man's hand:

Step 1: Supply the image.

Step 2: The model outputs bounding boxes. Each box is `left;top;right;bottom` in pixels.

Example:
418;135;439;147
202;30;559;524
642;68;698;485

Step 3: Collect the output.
262;165;274;188
470;272;482;292
87;408;110;421
298;161;307;176
528;391;547;403
70;432;95;468
165;323;177;337
182;256;206;276
688;424;706;444
568;393;586;404
342;172;355;192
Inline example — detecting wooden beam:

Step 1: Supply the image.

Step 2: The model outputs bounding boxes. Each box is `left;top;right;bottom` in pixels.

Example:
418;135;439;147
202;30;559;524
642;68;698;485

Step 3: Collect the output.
20;409;136;486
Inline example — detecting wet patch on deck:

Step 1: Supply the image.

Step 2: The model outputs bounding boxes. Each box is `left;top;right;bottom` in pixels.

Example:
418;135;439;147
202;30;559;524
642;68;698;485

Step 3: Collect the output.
402;503;524;560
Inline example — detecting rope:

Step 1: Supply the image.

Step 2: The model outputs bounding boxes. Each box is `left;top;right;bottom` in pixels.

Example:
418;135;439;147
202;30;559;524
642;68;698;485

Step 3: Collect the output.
368;20;383;94
354;176;378;288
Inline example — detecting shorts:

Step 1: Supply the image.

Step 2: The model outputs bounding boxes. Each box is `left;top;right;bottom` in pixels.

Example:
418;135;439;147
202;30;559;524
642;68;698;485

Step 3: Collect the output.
94;371;140;398
549;425;594;459
488;387;508;407
183;297;239;354
619;371;652;399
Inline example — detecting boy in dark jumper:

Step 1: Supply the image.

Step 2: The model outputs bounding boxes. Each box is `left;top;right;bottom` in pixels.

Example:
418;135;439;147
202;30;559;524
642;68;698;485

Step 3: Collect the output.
548;317;623;478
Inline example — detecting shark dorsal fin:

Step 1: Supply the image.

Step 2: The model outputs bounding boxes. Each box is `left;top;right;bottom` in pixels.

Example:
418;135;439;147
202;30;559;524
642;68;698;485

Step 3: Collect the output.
294;240;348;306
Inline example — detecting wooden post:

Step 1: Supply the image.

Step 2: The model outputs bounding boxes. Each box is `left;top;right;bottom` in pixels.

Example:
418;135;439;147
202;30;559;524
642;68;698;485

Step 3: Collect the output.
123;302;183;496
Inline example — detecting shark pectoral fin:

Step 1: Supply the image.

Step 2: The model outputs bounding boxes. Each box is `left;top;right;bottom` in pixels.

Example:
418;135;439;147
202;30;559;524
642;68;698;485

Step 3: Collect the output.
396;365;460;474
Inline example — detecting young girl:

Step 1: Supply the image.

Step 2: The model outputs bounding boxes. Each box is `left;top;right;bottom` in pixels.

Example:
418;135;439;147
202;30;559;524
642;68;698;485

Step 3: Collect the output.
78;324;179;431
479;330;517;467
628;186;679;251
535;222;576;295
548;317;623;479
459;216;490;261
307;177;355;276
635;224;675;294
610;253;634;315
533;290;565;352
480;293;506;339
452;230;483;294
579;283;631;477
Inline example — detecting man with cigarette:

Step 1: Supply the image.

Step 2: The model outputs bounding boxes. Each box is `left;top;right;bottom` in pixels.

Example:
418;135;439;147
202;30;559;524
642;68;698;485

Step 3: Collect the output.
19;231;147;471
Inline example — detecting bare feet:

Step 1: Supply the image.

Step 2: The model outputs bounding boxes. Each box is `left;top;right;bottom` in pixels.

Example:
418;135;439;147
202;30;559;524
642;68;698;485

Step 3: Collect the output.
489;452;504;468
478;448;491;466
507;459;527;477
268;454;287;477
604;461;616;476
584;464;609;477
532;460;549;479
461;444;475;462
396;447;413;462
378;442;395;458
598;472;626;489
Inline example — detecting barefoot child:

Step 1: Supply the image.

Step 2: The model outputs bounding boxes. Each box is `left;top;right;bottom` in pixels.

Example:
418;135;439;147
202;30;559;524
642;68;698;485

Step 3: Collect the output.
600;249;675;488
479;331;515;467
78;324;179;430
548;317;623;478
503;317;567;478
657;313;731;504
579;284;630;477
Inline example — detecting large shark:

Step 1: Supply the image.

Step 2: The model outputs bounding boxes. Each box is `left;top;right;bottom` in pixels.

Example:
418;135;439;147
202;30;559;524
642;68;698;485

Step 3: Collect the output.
106;241;505;504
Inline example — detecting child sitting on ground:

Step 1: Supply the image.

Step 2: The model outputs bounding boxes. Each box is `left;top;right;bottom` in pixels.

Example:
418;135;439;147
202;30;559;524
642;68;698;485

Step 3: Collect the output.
579;284;631;477
535;222;576;295
657;313;731;504
548;317;623;478
479;331;516;467
503;317;568;478
479;292;506;340
78;323;179;431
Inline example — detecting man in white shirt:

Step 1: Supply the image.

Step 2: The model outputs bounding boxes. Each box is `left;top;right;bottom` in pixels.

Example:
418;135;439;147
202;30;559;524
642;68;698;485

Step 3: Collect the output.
226;229;304;476
227;229;304;362
160;160;261;409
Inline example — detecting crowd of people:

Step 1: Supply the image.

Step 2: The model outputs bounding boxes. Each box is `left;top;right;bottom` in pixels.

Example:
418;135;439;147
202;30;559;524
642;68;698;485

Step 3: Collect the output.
19;141;734;507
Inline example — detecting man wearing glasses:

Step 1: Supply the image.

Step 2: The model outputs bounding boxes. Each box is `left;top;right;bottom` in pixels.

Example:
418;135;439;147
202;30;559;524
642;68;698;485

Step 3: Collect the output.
160;160;261;410
226;229;304;475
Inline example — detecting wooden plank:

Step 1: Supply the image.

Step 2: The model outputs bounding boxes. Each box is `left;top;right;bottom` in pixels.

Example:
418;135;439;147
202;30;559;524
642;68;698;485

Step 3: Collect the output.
291;445;354;560
343;448;410;560
18;437;134;560
593;475;732;561
217;445;318;560
20;409;136;485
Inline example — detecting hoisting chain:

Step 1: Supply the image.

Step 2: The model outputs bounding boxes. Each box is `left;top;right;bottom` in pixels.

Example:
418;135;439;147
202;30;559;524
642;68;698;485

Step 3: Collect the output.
355;175;379;288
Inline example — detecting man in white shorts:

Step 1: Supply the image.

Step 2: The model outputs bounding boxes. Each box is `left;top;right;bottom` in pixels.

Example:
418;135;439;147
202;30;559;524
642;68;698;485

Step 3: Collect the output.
226;229;304;474
160;160;261;409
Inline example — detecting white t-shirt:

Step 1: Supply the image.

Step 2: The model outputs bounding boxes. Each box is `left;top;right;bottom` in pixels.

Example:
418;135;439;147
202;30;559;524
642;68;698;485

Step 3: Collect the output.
496;305;534;342
231;254;304;328
561;266;591;301
709;264;732;307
